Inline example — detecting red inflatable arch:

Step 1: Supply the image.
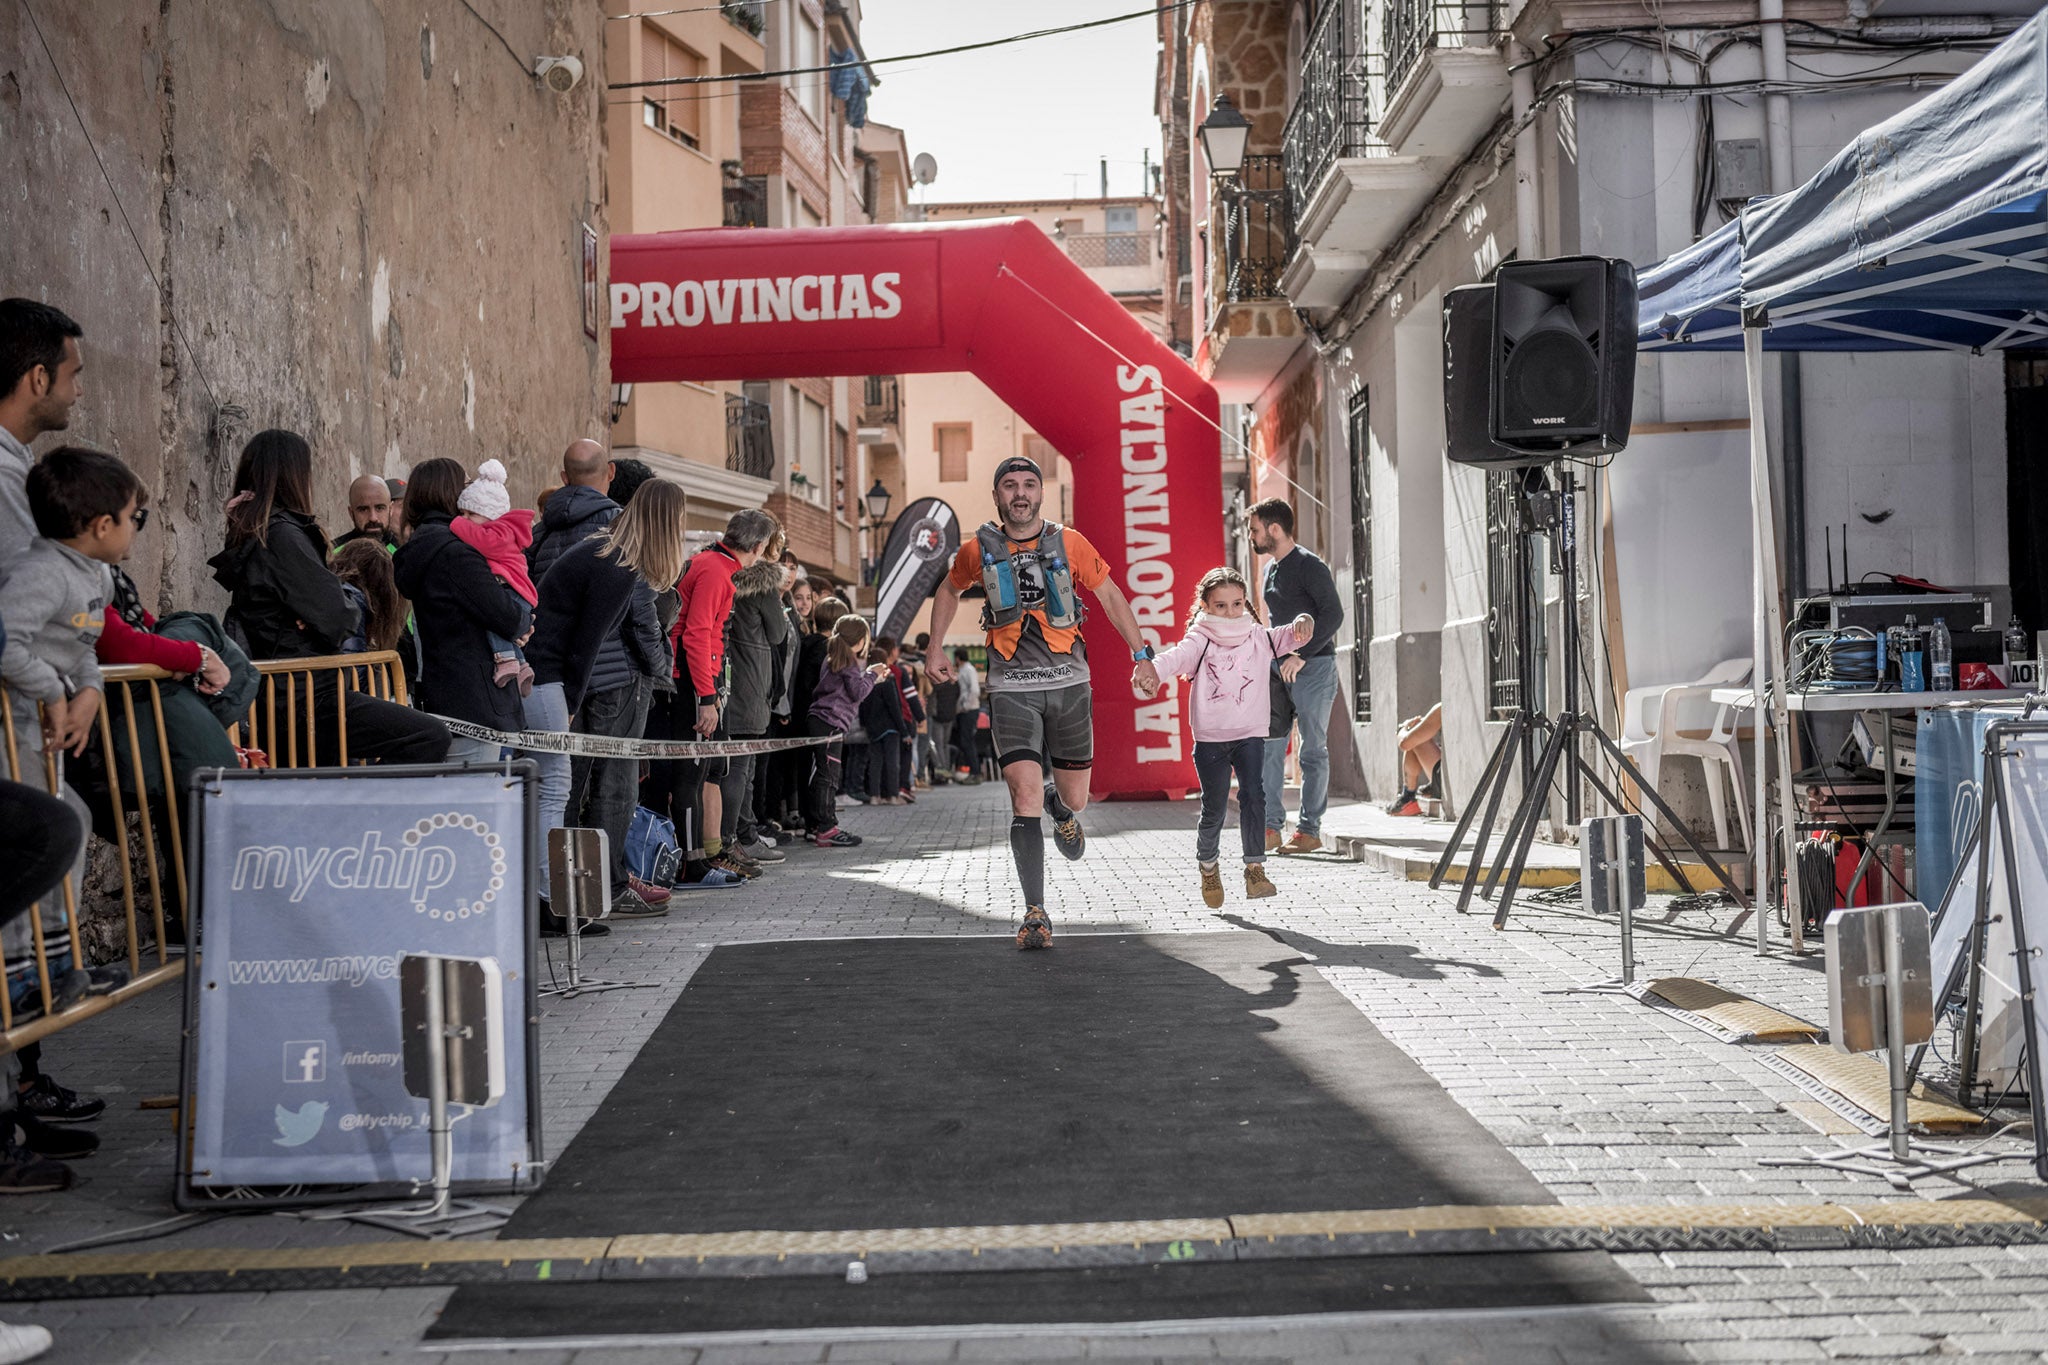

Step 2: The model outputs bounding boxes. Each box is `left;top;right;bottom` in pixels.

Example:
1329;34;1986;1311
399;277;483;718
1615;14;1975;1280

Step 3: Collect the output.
610;219;1224;799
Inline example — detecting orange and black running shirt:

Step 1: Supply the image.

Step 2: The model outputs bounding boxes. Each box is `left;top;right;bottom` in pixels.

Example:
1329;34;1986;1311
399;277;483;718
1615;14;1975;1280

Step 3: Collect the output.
947;525;1111;693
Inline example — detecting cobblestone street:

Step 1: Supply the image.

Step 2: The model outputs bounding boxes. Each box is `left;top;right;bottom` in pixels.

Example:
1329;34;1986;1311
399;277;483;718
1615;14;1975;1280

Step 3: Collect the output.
5;780;2047;1364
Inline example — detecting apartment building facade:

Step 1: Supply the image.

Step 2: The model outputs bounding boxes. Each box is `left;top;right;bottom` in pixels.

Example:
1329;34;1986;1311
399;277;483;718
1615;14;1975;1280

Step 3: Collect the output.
1163;0;2023;832
605;0;910;592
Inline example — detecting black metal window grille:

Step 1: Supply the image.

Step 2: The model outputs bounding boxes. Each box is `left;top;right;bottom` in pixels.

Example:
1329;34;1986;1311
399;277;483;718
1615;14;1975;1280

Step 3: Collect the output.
722;172;768;229
1385;0;1500;98
1347;387;1374;723
861;375;899;426
725;394;774;479
1221;154;1294;303
1281;0;1382;225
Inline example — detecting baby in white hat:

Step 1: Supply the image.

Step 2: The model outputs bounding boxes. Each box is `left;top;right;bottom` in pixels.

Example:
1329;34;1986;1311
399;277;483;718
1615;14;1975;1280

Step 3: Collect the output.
449;459;539;694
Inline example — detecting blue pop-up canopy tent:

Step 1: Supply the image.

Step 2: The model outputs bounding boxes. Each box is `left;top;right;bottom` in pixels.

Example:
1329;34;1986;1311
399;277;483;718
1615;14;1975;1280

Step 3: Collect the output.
1639;5;2048;354
1639;195;2048;352
1631;8;2048;943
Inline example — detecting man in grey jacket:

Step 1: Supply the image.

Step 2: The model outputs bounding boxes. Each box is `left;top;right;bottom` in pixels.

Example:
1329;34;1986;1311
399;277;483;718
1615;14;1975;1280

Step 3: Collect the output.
0;299;85;569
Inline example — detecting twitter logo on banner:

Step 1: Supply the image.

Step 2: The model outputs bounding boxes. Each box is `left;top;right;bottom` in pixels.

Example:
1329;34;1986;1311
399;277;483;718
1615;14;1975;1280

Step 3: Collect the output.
273;1100;329;1148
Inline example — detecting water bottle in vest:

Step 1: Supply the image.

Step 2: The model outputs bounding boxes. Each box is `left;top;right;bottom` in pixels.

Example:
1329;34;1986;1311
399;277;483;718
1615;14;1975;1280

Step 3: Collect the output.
984;545;1018;613
1040;551;1071;623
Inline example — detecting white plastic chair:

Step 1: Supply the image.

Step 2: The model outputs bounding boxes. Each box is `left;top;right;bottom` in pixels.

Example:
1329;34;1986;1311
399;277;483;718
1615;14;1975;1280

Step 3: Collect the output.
1618;657;1753;853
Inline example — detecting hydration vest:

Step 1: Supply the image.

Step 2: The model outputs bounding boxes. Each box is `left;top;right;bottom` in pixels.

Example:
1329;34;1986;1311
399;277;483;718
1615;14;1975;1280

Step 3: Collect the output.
975;520;1083;633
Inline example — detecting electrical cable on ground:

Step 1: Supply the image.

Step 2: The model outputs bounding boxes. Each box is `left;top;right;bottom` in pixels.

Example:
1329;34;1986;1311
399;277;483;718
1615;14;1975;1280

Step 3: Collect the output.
43;1213;224;1256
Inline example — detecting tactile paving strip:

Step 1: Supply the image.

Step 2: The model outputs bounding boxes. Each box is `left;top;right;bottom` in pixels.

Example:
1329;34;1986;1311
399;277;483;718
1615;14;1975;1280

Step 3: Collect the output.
3;1200;2044;1299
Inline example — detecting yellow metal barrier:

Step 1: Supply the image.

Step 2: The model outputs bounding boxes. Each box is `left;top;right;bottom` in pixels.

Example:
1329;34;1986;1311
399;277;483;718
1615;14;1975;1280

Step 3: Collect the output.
1;650;409;1051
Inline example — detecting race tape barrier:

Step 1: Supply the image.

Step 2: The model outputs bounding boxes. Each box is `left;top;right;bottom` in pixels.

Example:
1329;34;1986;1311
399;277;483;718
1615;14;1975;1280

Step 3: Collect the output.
431;716;840;760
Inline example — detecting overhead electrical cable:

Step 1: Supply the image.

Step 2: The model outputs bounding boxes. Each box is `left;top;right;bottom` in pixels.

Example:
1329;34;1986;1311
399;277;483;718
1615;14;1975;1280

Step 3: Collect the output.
608;0;1202;91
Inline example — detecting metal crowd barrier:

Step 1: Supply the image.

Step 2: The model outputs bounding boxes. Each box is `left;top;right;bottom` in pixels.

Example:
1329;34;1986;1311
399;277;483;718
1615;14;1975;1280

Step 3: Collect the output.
1;650;408;1050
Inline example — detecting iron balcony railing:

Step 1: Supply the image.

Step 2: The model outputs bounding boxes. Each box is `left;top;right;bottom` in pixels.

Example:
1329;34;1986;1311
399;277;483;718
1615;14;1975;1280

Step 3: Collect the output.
1220;154;1294;303
861;375;900;427
1282;0;1384;224
1064;232;1147;269
725;394;774;479
723;171;768;229
1385;0;1500;98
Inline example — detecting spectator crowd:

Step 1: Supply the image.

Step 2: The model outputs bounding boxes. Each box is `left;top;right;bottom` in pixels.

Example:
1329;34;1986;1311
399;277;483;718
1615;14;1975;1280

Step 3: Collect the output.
0;297;992;1217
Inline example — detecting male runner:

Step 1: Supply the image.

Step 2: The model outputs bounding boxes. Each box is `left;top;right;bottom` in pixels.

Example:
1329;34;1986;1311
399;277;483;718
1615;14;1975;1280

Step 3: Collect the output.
928;456;1159;949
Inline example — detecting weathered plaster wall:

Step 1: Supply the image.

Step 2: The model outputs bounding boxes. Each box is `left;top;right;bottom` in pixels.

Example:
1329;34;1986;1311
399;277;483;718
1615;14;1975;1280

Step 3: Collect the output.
0;0;607;611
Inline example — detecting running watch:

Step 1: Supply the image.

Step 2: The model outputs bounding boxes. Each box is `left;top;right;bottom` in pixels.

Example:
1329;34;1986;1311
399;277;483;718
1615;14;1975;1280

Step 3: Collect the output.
1131;645;1156;662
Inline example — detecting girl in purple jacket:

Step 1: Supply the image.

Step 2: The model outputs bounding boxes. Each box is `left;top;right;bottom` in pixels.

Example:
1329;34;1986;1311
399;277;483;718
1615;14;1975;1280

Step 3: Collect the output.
1139;568;1312;909
803;614;892;847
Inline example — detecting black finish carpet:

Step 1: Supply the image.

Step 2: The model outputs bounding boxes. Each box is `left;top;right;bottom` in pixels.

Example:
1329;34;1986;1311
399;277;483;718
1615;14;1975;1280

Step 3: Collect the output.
433;931;1642;1337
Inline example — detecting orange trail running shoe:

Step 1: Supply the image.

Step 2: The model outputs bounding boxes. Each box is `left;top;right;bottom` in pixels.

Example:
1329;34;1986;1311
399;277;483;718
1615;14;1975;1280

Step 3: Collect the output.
1016;906;1053;950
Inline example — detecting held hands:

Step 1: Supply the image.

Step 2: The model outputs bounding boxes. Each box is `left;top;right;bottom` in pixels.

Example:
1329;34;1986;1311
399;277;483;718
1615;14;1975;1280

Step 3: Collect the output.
1291;614;1314;646
1131;659;1160;698
926;655;954;684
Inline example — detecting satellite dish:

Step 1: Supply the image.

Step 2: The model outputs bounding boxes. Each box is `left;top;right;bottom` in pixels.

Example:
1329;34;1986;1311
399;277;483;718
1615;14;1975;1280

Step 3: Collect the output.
912;152;938;187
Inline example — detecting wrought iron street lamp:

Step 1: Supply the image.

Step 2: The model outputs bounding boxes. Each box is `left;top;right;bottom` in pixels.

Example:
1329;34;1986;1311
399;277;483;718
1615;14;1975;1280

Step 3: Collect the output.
862;478;892;526
859;478;896;588
1196;93;1251;180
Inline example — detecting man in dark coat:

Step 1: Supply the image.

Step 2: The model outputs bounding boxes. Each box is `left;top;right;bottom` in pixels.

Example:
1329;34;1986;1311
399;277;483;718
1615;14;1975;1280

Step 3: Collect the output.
526;441;668;913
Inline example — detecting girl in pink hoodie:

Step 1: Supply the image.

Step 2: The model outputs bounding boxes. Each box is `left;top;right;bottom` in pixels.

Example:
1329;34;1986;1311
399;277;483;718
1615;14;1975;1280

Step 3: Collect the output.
1141;567;1312;909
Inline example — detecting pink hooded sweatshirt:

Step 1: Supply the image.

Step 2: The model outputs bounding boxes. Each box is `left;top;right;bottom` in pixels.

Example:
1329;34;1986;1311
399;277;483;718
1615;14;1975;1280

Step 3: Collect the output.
1152;614;1302;743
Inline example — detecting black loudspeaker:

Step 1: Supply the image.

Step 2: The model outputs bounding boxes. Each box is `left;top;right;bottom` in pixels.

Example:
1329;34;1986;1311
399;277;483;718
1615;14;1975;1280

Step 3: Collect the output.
1489;255;1638;455
1443;283;1535;468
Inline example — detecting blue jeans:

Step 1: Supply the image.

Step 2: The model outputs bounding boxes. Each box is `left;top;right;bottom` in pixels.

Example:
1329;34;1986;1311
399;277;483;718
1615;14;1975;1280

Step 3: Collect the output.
1194;738;1265;864
445;734;505;766
1263;653;1339;837
522;682;572;897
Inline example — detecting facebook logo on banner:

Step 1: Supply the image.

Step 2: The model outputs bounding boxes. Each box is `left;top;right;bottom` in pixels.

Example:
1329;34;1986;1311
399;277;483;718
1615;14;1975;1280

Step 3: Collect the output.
284;1041;325;1084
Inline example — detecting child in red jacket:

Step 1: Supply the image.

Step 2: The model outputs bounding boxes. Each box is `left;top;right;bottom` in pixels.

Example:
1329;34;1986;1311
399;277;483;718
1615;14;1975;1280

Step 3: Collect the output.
448;460;537;695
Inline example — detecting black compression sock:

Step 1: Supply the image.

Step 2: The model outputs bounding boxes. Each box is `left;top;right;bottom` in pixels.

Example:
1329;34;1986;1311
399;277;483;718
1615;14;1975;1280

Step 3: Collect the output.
1010;815;1046;906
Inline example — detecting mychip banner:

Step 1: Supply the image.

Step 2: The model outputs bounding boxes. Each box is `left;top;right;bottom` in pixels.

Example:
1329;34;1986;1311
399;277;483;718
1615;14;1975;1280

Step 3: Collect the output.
179;765;541;1202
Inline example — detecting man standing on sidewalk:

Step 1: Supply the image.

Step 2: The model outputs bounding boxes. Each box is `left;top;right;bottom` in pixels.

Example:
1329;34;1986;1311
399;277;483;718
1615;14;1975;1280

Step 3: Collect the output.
950;648;981;781
927;456;1157;949
1249;498;1344;855
530;441;670;916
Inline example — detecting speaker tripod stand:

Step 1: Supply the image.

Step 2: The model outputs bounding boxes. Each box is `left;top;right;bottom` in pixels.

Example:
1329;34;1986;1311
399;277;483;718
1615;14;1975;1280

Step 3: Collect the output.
1428;470;1750;928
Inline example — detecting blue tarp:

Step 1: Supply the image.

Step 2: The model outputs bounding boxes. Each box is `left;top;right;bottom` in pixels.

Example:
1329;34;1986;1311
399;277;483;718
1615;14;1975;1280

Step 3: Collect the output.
1638;10;2048;353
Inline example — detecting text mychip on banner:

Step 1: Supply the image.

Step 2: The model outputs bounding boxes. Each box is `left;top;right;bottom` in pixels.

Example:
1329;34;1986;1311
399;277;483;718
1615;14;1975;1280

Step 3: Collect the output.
178;764;543;1206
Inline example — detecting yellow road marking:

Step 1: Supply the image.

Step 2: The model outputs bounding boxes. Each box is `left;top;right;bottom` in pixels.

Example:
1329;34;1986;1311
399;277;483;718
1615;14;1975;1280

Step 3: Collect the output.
1;1200;2043;1286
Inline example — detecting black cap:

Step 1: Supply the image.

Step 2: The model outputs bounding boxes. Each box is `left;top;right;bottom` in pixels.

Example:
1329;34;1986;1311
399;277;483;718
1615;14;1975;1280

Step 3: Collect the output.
992;455;1042;489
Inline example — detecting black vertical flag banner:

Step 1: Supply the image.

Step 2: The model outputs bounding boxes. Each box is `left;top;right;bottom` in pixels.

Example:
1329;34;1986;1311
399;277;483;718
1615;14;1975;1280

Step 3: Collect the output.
873;498;962;644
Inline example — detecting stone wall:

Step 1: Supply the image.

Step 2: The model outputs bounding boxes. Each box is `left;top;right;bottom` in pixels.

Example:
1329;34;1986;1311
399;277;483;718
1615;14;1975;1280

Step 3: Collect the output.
0;0;609;615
